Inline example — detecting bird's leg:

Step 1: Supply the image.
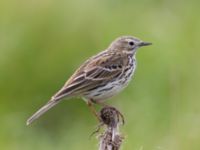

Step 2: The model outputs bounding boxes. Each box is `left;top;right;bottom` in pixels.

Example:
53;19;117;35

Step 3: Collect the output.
87;100;101;122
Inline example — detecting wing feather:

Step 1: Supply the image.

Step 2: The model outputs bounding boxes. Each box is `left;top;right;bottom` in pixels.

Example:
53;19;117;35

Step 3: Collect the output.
52;53;125;100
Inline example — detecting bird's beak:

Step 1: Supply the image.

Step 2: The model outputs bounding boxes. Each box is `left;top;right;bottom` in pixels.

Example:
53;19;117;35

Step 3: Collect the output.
138;41;152;47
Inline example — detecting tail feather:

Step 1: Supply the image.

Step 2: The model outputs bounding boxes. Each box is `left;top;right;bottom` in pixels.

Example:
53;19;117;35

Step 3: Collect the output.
26;81;76;125
26;99;60;125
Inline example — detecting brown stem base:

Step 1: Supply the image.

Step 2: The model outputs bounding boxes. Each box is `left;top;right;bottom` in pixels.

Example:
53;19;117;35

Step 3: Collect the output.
98;106;124;150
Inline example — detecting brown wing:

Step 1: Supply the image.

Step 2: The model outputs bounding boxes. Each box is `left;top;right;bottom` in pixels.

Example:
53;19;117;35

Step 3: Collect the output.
52;52;126;100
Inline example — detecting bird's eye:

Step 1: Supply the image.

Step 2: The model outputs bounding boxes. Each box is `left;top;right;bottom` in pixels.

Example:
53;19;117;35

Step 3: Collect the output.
129;41;134;46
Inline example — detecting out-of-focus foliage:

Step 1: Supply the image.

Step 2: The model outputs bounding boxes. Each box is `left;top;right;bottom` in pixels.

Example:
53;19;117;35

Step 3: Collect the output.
0;0;200;149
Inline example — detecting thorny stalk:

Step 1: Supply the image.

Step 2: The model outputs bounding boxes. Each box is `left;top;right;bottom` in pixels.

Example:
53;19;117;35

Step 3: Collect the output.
98;106;124;150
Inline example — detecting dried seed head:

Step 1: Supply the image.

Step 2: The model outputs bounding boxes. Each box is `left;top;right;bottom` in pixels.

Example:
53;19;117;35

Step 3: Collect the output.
99;106;124;150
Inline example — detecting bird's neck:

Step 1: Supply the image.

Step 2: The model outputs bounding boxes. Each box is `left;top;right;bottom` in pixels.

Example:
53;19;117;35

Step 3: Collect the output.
122;50;136;58
108;48;136;58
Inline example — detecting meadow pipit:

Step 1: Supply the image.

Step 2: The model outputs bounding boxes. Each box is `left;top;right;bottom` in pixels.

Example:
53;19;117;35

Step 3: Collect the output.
27;36;151;125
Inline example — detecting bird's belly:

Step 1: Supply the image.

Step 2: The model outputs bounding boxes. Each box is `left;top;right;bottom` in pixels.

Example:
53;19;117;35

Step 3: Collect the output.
84;83;124;102
84;64;136;102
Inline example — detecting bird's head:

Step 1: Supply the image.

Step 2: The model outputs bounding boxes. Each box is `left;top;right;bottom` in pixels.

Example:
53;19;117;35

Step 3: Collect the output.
108;36;152;54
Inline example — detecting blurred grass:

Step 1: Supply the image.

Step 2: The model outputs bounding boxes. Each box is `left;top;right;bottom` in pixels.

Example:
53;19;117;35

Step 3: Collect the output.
1;0;200;149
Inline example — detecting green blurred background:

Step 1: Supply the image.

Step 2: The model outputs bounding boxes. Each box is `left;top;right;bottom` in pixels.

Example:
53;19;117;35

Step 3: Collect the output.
1;0;200;149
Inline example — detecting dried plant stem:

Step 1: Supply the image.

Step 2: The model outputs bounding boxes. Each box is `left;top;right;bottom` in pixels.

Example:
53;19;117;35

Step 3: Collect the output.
98;107;124;150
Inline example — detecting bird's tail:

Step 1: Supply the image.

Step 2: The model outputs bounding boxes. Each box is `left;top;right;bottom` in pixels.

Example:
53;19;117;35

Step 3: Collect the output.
26;99;60;125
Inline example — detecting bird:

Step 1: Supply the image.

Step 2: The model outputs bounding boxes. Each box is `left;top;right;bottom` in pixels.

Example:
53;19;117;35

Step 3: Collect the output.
26;35;151;125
